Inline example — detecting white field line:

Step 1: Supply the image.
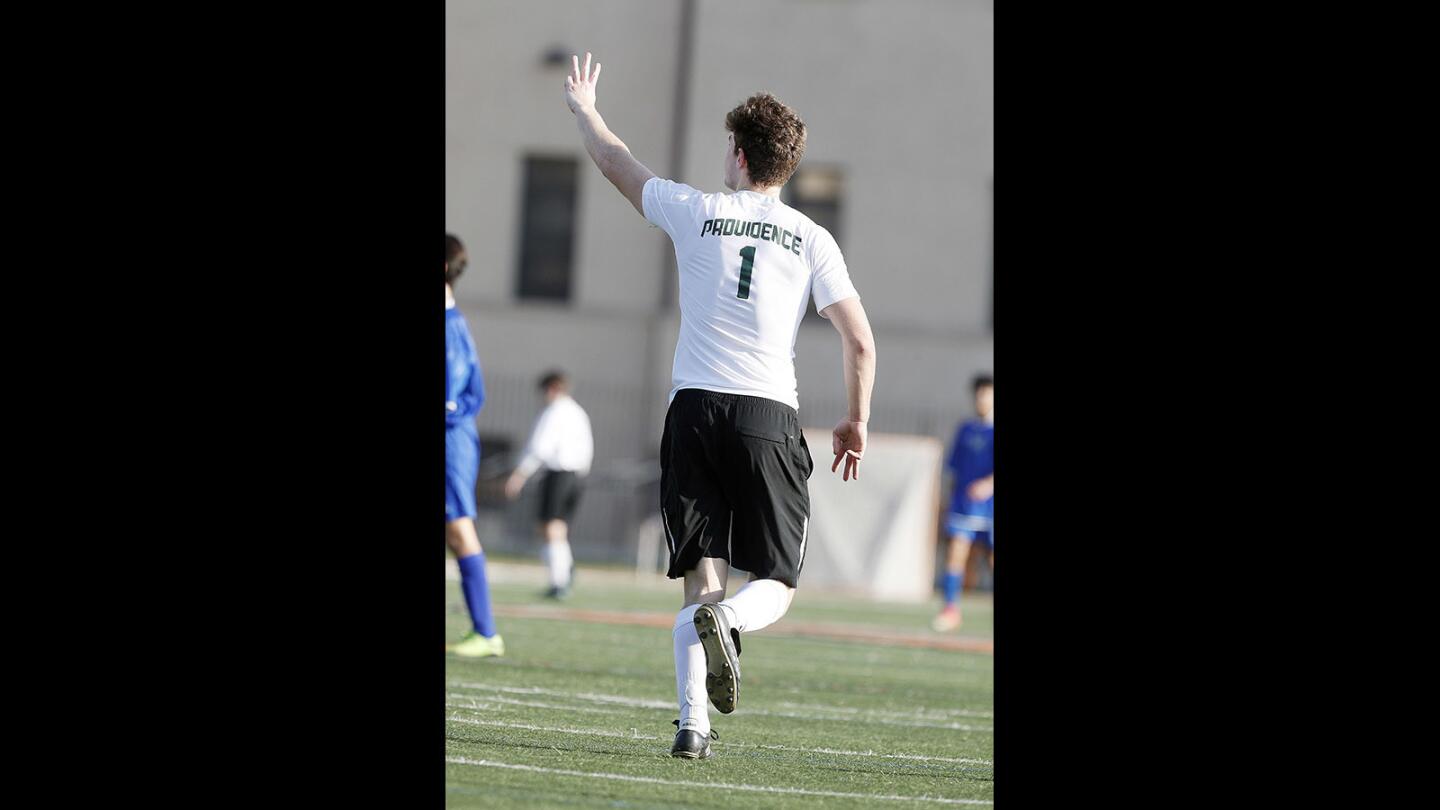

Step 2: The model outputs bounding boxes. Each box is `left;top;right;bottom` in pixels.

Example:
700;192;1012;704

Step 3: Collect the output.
774;700;994;721
450;685;993;720
449;682;993;733
447;714;993;767
449;715;663;741
452;683;672;709
445;693;626;715
446;756;994;805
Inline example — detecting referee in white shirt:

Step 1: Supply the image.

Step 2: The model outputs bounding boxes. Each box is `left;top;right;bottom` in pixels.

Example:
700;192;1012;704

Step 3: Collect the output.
505;370;595;599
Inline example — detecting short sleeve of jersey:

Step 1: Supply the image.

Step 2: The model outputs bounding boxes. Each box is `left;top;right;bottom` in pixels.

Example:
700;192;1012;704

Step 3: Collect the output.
806;226;859;314
643;177;704;240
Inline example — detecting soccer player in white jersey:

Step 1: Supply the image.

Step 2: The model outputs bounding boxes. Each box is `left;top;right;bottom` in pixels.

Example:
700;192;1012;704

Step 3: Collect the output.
562;53;877;759
504;370;595;599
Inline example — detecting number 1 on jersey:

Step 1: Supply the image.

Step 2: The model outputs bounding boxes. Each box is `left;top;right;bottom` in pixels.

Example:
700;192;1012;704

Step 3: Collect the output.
737;246;756;300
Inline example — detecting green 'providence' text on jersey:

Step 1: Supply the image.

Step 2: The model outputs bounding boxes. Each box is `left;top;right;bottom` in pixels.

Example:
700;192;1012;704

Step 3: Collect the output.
643;177;859;410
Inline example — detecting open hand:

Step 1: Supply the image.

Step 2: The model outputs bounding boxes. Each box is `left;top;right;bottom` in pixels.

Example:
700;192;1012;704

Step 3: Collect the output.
563;51;600;114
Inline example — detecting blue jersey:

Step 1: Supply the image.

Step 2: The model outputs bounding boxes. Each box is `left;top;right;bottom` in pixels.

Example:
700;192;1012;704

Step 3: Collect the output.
446;307;485;433
946;419;993;515
446;306;484;522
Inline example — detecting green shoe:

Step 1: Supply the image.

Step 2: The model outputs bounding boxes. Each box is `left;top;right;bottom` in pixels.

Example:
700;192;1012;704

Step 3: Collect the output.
450;632;505;658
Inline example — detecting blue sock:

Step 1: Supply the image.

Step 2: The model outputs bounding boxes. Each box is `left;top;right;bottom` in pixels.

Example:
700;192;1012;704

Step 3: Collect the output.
943;572;963;606
457;552;497;638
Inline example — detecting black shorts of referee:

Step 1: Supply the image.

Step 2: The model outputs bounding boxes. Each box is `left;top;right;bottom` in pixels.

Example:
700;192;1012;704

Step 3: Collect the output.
538;468;585;523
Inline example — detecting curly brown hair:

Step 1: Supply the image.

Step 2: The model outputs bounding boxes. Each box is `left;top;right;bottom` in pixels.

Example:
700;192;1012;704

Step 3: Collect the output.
725;93;807;188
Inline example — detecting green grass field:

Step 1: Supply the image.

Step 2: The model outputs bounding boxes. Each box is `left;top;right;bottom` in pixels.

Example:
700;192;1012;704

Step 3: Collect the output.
446;559;993;808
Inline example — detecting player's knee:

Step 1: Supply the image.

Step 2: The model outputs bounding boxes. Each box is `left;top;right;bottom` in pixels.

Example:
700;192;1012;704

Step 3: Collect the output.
745;576;796;615
947;538;971;569
684;568;726;604
774;582;798;617
446;519;482;557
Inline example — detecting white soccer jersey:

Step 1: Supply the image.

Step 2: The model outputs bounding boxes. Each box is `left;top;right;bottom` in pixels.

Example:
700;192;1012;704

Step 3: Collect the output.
643;177;858;410
515;394;594;477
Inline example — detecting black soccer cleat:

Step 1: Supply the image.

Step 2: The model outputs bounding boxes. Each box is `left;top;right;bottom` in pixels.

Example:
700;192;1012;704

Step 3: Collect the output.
693;603;741;714
670;720;717;759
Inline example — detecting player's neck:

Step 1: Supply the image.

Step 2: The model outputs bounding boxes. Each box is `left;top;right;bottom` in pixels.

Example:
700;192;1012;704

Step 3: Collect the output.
445;284;455;309
737;180;782;198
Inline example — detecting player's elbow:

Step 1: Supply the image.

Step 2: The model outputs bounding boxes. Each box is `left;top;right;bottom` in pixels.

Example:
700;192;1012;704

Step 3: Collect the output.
844;325;876;356
845;333;876;363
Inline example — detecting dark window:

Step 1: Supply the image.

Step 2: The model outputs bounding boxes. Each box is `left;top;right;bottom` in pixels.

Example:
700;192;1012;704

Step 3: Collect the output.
783;166;844;325
516;156;578;301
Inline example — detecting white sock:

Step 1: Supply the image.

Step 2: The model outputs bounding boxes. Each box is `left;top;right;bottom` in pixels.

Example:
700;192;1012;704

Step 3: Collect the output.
718;578;792;634
544;538;573;589
672;605;709;735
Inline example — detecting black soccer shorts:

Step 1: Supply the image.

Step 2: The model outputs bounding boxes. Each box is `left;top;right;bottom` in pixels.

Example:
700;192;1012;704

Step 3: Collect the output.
539;469;584;523
660;388;814;588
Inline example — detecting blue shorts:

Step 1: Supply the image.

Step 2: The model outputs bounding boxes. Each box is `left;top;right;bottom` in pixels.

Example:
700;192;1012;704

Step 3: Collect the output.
446;427;479;522
946;499;993;547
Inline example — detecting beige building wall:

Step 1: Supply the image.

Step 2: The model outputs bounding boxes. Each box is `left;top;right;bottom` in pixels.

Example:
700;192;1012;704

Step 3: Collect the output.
678;0;994;334
447;0;993;471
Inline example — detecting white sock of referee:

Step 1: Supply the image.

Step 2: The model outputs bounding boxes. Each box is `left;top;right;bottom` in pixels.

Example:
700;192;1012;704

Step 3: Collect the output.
718;578;793;634
542;531;573;590
672;604;709;735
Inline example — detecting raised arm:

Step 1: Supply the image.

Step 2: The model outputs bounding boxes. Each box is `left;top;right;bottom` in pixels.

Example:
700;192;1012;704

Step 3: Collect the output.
563;52;656;216
822;297;877;481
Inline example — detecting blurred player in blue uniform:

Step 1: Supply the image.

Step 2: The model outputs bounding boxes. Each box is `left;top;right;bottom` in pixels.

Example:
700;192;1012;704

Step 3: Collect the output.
933;374;994;632
445;234;504;657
